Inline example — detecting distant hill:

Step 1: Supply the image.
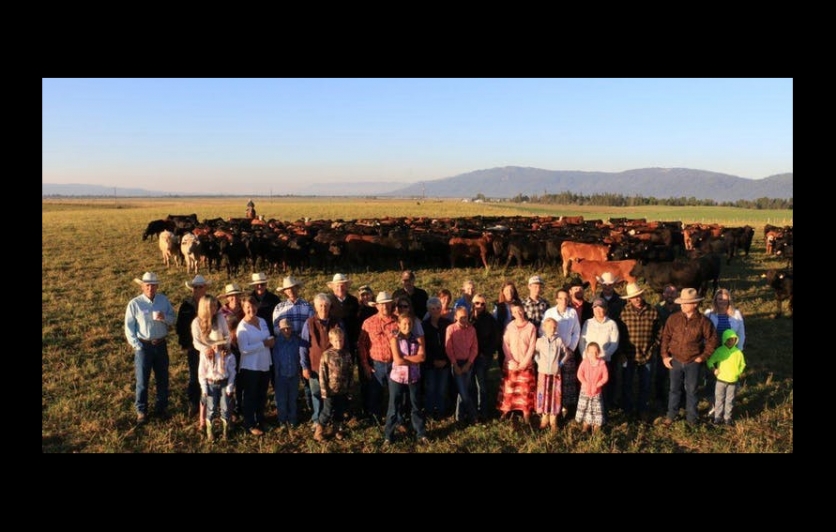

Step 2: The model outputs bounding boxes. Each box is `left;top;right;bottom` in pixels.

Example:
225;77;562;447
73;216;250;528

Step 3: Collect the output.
42;167;793;201
385;167;793;202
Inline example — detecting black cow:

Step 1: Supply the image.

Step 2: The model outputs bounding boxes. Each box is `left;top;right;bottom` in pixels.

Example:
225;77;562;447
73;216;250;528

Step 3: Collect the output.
762;269;793;318
631;253;720;296
143;219;175;241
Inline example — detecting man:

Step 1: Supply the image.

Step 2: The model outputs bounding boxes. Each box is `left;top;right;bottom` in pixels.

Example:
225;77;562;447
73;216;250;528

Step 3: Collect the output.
125;272;175;425
358;291;400;423
618;282;662;420
392;269;429;319
469;293;500;421
565;276;593;328
654;285;680;407
660;288;718;426
522;274;550;330
326;273;362;419
272;275;314;416
299;293;344;431
176;274;211;419
595;272;625;321
249;272;280;337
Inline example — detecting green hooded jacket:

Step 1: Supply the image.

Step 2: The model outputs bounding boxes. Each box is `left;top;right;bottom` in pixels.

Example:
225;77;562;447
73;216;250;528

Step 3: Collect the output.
706;328;746;383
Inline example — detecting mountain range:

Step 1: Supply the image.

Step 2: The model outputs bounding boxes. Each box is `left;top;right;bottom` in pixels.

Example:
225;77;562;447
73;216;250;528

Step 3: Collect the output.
42;166;793;202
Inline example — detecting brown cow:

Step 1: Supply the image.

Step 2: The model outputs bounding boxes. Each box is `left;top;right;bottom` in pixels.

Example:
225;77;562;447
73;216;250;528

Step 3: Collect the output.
560;241;610;278
569;258;637;293
449;233;493;269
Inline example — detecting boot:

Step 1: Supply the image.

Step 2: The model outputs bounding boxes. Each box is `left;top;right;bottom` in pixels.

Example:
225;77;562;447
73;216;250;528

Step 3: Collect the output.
313;423;324;442
539;416;549;430
549;414;558;433
221;419;229;441
206;419;215;442
334;423;344;440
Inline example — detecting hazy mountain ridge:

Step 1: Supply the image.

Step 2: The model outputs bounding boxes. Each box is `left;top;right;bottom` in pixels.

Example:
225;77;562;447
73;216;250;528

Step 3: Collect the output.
42;167;793;201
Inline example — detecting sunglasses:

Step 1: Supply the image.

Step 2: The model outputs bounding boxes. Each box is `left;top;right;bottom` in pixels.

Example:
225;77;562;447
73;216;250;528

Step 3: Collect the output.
473;302;485;306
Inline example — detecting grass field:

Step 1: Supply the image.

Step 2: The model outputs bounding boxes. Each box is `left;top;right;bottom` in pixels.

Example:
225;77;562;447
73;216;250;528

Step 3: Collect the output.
42;198;793;453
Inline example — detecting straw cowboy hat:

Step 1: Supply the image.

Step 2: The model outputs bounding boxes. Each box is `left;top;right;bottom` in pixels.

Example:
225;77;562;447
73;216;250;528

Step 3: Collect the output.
133;272;159;285
620;282;645;300
279;275;303;291
373;291;394;305
596;272;621;286
185;274;212;290
674;287;704;304
249;272;269;285
327;273;351;287
218;283;243;298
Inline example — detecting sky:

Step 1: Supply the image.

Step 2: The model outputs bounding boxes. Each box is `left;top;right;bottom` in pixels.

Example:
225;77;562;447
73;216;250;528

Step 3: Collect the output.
42;78;793;195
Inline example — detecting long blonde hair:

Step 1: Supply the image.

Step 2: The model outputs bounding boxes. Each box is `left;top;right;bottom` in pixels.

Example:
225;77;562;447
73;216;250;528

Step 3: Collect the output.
197;295;220;340
712;288;737;315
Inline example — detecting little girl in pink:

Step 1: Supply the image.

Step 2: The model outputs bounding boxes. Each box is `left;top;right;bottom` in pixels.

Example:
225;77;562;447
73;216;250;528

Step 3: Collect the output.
574;341;609;433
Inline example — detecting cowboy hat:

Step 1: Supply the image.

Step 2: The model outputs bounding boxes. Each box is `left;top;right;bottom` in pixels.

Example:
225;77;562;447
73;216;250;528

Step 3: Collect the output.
373;291;393;305
358;284;374;295
185;274;212;290
596;272;620;285
327;273;351;287
620;282;645;299
279;275;303;291
563;276;589;290
133;272;159;285
674;287;704;304
249;272;269;285
218;283;243;298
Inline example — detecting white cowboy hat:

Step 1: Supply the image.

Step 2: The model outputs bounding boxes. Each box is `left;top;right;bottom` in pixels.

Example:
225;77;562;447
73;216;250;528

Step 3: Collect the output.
327;273;351;287
249;272;269;285
279;275;303;291
620;282;645;299
185;274;212;290
373;291;393;305
218;283;243;298
674;287;704;304
133;272;159;285
596;272;621;285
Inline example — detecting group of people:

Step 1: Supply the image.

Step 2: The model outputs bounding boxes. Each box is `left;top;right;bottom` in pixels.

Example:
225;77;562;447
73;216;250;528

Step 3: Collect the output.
124;266;747;444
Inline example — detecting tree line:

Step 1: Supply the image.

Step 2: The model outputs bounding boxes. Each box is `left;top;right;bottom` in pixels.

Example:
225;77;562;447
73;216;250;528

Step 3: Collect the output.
480;192;792;210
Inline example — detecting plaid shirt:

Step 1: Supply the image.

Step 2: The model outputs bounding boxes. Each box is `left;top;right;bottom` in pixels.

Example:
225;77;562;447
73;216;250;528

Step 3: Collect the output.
272;298;313;336
522;296;550;329
619;300;662;365
358;312;399;373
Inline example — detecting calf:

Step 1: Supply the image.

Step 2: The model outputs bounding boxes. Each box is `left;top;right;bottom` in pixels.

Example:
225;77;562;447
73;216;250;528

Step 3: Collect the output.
570;258;637;293
560;241;609;278
762;269;793;318
449;233;493;269
180;232;200;274
158;230;180;268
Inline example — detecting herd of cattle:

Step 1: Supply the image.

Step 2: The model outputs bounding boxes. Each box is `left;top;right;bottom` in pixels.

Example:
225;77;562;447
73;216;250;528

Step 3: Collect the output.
144;213;793;317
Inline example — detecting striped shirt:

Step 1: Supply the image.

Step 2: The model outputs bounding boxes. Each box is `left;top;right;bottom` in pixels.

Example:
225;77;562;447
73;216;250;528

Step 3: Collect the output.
273;298;313;336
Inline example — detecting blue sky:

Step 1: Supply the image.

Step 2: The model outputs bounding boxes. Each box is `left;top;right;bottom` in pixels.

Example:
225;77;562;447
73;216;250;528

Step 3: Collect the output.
42;78;793;195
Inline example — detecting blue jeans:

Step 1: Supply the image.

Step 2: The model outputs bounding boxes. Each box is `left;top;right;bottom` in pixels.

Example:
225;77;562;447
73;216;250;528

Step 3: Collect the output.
423;365;449;419
622;360;651;414
274;372;300;425
241;369;270;429
205;380;230;422
714;380;738;422
319;394;349;428
367;360;394;421
134;342;169;415
653;353;668;405
451;362;477;423
384;379;426;441
667;359;701;423
470;355;491;418
307;371;323;424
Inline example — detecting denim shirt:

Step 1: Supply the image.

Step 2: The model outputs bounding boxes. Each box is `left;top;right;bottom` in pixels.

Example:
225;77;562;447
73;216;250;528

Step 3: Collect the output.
272;334;301;378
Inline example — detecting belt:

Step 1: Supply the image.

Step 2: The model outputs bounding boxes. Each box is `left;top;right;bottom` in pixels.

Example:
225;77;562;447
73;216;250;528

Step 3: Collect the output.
207;378;229;385
139;338;167;346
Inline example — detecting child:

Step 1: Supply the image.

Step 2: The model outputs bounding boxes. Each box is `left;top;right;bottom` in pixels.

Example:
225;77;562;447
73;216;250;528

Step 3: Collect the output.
534;317;567;432
385;313;428;445
272;318;301;429
575;341;609;433
706;328;746;425
315;326;353;442
194;295;236;442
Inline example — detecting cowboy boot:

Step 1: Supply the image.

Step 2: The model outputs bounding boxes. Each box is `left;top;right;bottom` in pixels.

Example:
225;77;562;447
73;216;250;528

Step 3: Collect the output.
550;414;558;433
206;419;215;442
222;419;229;441
313;423;324;442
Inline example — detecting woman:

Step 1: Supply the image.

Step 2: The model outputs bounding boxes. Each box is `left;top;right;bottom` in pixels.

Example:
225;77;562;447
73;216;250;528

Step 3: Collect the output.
236;295;275;436
493;280;520;369
579;297;620;410
425;288;455;321
703;288;746;413
542;288;581;417
496;301;537;424
192;295;235;441
422;297;452;420
219;283;245;422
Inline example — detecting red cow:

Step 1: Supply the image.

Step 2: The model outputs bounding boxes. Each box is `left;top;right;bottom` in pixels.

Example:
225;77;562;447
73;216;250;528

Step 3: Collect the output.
560;241;610;278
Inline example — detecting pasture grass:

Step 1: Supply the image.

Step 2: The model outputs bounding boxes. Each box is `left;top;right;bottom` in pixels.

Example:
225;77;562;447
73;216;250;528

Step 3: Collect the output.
42;198;792;453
